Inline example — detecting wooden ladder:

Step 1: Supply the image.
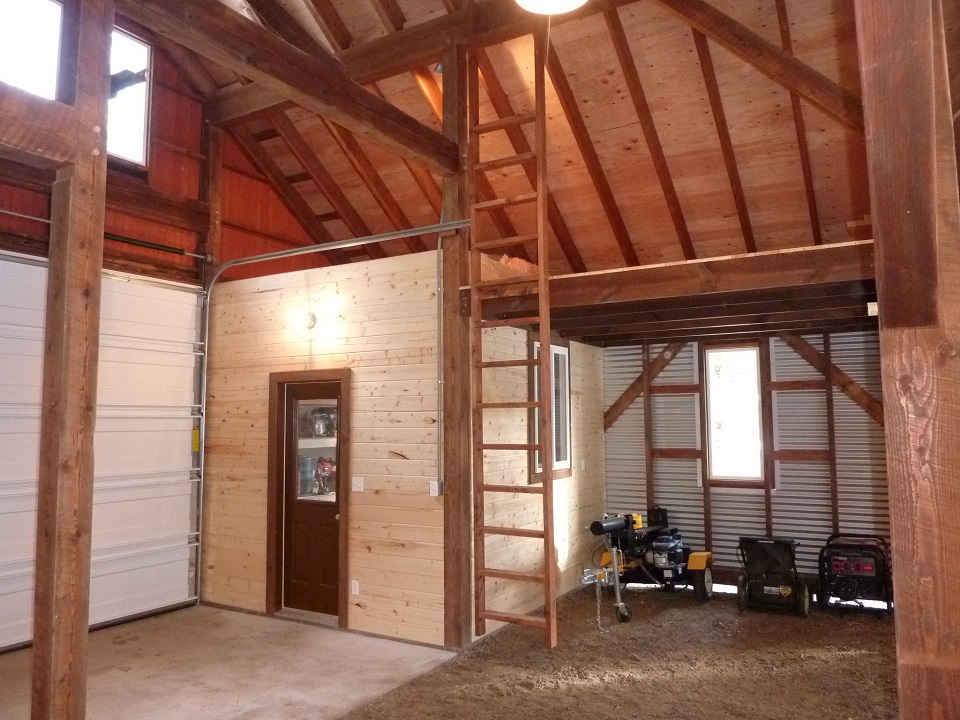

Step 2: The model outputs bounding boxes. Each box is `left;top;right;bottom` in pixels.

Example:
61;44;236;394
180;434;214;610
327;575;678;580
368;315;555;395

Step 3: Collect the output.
468;30;558;649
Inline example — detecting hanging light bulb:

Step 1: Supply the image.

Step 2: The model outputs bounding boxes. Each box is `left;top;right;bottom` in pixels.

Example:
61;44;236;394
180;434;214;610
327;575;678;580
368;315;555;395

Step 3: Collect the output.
515;0;588;14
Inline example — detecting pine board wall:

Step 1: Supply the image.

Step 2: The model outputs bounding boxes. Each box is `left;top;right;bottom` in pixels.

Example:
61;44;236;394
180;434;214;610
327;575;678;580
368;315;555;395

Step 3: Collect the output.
204;251;444;645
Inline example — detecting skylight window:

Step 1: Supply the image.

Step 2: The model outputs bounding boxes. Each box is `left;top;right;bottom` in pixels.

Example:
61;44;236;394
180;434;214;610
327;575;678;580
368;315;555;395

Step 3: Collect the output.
0;0;62;100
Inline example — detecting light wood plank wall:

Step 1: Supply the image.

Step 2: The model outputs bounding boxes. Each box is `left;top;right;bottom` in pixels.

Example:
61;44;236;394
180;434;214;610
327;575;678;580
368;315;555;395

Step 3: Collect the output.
204;251;445;645
480;325;606;626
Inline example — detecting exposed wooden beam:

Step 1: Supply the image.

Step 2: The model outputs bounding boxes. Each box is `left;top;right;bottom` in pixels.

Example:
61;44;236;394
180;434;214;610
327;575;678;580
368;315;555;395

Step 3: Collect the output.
576;318;874;346
154;38;219;99
323;120;428;253
229;123;340;260
369;0;407;34
114;0;458;175
207;84;294;126
31;0;112;717
854;1;960;715
605;8;695;260
483;240;875;315
199;120;223;280
302;0;353;52
268;109;386;260
547;44;639;267
952;69;960;122
774;0;822;245
0;83;79;168
693;31;756;254
778;333;883;425
245;0;329;58
604;342;686;429
652;0;864;131
439;42;472;650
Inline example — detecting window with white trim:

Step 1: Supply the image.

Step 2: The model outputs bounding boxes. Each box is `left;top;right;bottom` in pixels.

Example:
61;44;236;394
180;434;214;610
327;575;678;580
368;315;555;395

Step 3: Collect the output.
107;28;151;166
704;344;763;486
533;342;572;474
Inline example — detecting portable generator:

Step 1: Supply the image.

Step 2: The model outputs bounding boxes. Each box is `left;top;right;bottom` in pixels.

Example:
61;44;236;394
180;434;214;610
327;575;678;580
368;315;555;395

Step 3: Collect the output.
818;533;892;613
582;506;713;623
736;536;810;617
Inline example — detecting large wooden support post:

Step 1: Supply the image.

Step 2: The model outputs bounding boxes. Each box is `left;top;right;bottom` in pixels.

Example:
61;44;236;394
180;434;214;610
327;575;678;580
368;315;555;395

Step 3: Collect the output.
854;1;960;717
441;43;472;649
31;1;113;718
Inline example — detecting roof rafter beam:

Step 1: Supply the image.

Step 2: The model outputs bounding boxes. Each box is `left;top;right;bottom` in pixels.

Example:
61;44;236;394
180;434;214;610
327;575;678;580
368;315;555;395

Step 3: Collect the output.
115;0;457;175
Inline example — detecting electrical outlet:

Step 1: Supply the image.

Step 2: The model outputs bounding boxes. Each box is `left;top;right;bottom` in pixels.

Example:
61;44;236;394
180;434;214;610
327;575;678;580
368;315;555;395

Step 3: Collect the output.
350;579;360;595
429;480;440;497
352;476;363;492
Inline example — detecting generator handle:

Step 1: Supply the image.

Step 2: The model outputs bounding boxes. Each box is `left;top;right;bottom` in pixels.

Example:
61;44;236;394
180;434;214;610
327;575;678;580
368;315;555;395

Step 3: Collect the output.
824;532;889;550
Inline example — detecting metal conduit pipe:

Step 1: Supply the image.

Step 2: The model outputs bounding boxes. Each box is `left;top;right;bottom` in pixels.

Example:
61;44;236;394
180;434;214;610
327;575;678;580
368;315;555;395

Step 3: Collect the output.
194;220;470;597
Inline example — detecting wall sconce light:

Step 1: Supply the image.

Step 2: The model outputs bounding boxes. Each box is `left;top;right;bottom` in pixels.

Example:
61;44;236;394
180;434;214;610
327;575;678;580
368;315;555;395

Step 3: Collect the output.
515;0;587;14
303;311;317;330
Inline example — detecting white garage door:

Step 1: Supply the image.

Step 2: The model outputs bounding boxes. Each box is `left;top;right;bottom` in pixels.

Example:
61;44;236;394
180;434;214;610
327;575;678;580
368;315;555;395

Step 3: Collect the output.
0;252;200;650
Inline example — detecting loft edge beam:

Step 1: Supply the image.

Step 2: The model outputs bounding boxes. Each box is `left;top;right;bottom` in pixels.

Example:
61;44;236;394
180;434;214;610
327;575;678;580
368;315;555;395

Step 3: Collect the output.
115;0;457;175
0;83;79;168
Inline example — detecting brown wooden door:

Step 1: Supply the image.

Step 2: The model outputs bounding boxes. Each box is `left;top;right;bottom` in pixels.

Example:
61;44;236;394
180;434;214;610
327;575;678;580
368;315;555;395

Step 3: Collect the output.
283;381;341;615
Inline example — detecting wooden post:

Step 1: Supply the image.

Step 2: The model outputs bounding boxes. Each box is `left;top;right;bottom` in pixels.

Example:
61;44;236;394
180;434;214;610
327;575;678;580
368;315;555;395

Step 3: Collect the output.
854;1;960;717
199;120;224;281
441;42;472;650
31;1;113;718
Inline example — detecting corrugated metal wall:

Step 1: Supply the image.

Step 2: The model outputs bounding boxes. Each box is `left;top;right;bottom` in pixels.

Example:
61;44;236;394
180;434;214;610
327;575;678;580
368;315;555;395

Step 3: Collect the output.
602;331;888;576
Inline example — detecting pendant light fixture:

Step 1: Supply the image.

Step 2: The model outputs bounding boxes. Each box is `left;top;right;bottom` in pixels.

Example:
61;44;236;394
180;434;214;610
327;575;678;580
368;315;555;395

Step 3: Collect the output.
515;0;588;14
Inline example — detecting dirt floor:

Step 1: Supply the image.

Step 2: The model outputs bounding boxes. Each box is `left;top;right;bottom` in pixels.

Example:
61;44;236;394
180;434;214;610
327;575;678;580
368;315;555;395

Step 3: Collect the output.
343;585;897;720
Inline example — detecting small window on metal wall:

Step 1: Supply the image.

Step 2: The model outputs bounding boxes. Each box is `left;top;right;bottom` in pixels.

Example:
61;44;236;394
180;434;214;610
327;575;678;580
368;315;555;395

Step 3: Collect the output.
533;342;572;475
704;344;763;486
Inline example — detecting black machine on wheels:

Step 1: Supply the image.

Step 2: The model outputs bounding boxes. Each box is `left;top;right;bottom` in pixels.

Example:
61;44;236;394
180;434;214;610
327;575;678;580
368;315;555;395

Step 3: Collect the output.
736;536;810;617
583;506;713;623
818;533;893;613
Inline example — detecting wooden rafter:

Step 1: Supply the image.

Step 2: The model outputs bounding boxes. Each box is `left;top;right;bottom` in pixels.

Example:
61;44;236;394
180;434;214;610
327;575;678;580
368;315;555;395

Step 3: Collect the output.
369;0;407;34
774;0;822;245
693;31;756;254
651;0;863;131
268;110;386;260
114;0;457;175
154;38;219;99
777;333;883;425
245;0;330;57
230;123;340;260
546;44;640;267
302;0;353;52
604;342;686;428
323;120;428;253
604;8;695;260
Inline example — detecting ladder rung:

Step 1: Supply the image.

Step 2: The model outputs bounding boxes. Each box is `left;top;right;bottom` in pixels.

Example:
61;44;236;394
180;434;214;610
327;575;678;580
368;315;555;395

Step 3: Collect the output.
473;192;538;212
481;483;546;494
477;401;540;409
480;359;540;369
479;316;540;328
480;443;542;451
474;151;538;173
478;610;548;629
479;526;545;539
472;112;537;135
480;568;546;582
474;234;539;252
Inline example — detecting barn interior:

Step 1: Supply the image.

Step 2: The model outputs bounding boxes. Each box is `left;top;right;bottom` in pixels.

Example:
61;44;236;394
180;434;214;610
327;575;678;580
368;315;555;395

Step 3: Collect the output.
0;0;958;718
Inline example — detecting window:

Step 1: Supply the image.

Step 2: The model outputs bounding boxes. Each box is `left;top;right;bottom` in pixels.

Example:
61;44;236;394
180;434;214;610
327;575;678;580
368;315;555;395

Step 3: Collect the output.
533;341;572;475
0;3;151;166
0;0;63;100
704;345;763;485
108;29;151;166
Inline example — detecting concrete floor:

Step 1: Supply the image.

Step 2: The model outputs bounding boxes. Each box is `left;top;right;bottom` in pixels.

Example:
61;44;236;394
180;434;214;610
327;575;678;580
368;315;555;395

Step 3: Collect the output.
0;606;453;719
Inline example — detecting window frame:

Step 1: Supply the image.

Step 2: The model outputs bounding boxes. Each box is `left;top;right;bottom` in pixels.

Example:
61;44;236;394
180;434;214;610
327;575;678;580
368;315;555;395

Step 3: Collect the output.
529;335;573;481
702;340;766;489
106;22;154;173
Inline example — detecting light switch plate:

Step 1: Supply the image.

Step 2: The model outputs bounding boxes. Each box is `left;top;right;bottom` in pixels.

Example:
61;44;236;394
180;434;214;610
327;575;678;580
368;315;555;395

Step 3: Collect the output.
352;476;363;492
429;480;440;497
350;579;360;595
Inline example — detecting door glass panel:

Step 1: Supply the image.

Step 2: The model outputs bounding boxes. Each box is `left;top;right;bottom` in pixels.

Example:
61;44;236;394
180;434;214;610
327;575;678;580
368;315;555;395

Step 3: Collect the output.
295;398;338;503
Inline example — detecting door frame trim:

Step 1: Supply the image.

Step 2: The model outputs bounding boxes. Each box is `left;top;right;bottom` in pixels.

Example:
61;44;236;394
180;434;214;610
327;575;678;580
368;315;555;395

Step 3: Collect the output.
267;369;351;626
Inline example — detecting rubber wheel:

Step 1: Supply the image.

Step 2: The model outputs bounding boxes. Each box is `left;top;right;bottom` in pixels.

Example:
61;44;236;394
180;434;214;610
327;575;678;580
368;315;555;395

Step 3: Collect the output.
692;567;713;602
616;604;631;623
796;584;811;618
736;573;748;612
